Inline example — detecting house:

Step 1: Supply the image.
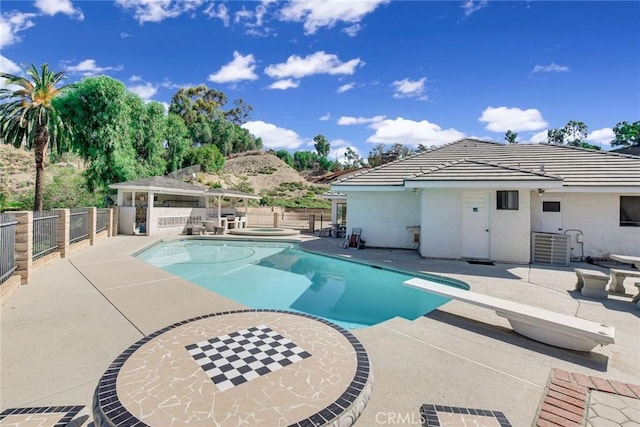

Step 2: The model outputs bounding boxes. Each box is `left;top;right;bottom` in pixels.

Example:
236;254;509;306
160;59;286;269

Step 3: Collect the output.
109;176;260;236
331;139;640;263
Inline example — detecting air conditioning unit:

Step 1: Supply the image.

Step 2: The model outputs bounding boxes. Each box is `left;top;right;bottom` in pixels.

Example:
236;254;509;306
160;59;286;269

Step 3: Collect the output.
531;232;570;266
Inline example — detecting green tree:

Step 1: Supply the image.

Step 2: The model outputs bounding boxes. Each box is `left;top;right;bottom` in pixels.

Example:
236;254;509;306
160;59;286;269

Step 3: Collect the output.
313;134;330;158
547;127;566;145
505;130;518;144
55;76;138;191
169;85;260;155
165;113;190;173
275;149;293;166
612;121;640;147
0;64;71;211
127;96;166;176
183;144;225;172
293;151;318;171
367;143;413;167
563;120;588;146
343;146;364;168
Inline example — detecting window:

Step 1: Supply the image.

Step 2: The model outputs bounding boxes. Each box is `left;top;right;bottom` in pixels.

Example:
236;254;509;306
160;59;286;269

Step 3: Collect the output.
620;196;640;227
542;201;561;212
497;191;519;210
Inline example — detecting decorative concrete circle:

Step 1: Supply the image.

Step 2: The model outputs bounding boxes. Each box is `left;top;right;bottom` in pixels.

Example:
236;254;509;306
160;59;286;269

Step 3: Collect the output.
92;309;372;427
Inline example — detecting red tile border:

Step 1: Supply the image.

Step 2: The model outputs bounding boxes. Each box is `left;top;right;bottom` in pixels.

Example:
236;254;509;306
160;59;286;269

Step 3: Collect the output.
534;369;640;426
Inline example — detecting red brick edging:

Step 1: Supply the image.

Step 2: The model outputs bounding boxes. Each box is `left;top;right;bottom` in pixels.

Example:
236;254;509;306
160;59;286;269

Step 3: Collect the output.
535;368;640;427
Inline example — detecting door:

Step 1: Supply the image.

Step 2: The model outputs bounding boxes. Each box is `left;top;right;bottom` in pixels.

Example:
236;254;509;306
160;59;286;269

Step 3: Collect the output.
541;198;562;233
462;192;490;259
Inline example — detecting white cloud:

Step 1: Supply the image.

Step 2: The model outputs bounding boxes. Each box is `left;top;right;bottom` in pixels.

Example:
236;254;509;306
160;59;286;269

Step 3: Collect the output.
129;75;142;82
338;115;385;125
342;23;362;37
532;63;570;73
114;0;204;24
462;0;488;16
265;51;363;79
279;0;388;35
35;0;84;20
203;2;229;26
0;54;21;74
587;128;614;145
231;2;276;37
242;120;305;149
479;106;548;132
268;79;299;90
128;82;157;100
120;32;133;38
208;51;258;84
65;59;123;76
367;117;465;146
337;82;355;93
0;55;21;88
0;11;37;49
319;112;331;121
392;77;427;99
528;129;548;143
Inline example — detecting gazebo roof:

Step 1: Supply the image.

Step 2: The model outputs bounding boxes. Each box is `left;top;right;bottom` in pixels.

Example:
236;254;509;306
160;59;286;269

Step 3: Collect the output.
205;188;261;200
109;176;261;200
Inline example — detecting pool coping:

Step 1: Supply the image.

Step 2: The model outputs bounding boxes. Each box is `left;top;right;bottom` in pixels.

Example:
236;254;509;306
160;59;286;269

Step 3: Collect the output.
92;309;372;427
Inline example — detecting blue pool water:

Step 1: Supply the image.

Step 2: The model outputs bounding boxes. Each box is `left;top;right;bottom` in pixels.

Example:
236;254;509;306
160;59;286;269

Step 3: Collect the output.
138;240;467;329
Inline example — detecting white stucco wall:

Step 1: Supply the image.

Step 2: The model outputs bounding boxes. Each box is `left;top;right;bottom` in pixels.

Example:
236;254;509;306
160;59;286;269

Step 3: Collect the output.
419;189;531;263
420;189;461;259
345;191;420;249
531;192;640;258
148;207;211;236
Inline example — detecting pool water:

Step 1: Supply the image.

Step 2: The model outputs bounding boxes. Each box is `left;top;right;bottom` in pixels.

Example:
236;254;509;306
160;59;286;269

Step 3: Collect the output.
138;240;467;329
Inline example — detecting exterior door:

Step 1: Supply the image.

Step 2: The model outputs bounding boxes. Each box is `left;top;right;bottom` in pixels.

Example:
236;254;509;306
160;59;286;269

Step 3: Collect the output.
462;192;490;259
541;198;562;233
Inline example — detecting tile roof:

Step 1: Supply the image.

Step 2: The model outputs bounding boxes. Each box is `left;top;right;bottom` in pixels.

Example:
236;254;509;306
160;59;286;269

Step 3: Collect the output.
333;139;640;188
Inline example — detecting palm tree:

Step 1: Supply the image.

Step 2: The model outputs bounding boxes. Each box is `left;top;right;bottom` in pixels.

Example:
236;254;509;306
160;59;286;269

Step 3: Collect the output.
0;64;70;211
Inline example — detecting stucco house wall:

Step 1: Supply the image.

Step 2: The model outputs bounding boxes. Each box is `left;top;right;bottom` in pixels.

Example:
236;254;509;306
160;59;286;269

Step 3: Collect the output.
531;192;640;258
346;190;420;249
419;189;531;263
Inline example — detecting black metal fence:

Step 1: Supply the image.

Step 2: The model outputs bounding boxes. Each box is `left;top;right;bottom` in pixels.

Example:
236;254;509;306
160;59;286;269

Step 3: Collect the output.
96;209;108;233
0;213;17;284
33;210;59;261
70;208;89;243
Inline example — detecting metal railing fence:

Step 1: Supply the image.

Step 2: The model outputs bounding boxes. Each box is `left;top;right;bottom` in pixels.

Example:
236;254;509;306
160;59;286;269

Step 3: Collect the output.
69;208;89;244
33;210;59;260
0;213;17;284
96;209;108;233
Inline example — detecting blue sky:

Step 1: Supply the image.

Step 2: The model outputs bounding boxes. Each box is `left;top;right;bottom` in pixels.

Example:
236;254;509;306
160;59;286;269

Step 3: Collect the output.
1;1;639;161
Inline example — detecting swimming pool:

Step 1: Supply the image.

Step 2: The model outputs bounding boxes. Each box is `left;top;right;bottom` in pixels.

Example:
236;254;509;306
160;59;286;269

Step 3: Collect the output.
138;239;468;329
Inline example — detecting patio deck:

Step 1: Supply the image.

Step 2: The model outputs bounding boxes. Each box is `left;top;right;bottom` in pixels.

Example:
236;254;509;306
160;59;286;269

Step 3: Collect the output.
1;234;638;426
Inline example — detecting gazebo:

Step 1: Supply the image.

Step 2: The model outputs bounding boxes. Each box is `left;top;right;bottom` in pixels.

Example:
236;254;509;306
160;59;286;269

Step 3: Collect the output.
109;176;260;236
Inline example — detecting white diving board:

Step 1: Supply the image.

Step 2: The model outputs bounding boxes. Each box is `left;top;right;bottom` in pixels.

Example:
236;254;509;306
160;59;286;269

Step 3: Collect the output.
404;278;615;352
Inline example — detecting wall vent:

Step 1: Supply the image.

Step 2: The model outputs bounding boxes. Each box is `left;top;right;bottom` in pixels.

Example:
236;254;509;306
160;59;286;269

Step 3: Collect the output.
531;232;570;266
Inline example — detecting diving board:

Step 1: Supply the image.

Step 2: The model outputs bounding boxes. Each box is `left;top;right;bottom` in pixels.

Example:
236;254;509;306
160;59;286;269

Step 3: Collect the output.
404;278;615;352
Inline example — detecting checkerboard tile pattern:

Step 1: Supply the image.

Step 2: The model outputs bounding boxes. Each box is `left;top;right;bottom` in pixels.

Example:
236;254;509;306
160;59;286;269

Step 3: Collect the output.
185;324;312;391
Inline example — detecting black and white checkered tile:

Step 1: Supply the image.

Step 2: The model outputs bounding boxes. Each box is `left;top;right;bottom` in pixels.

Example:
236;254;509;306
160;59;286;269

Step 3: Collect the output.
185;324;312;391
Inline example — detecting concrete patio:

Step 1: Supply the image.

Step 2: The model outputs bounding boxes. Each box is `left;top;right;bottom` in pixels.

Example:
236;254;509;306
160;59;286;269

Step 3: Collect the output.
1;234;638;426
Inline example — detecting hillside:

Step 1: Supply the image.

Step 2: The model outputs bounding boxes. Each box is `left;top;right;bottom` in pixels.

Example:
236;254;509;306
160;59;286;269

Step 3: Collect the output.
0;146;329;207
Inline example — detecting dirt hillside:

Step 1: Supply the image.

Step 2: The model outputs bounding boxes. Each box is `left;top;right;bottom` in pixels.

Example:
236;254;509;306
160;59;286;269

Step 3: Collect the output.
1;145;327;200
